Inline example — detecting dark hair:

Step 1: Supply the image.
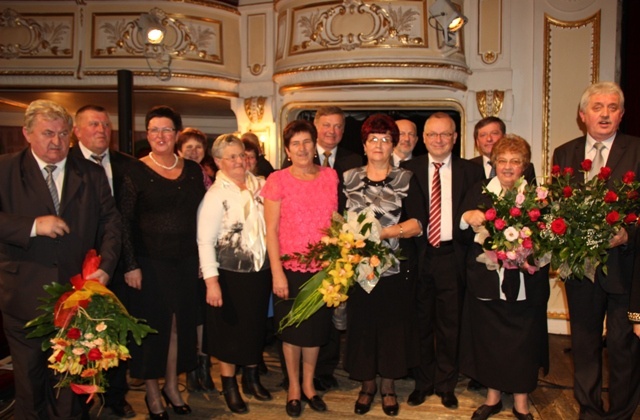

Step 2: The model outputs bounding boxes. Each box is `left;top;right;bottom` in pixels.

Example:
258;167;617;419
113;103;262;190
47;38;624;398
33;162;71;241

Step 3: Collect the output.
176;127;207;152
490;134;531;167
360;113;399;146
473;116;506;140
242;138;261;157
283;120;317;149
145;105;183;132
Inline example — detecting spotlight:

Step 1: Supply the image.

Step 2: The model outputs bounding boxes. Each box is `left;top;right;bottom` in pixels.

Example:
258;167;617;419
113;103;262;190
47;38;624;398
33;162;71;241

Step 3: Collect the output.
429;0;468;38
138;12;166;45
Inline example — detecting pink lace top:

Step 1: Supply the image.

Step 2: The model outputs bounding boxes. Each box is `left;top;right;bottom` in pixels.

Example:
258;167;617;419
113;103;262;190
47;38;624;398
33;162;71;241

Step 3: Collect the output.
261;166;338;272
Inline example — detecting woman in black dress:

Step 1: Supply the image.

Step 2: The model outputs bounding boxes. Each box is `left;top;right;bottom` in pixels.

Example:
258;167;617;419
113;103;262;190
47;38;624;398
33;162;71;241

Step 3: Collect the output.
120;106;206;418
458;135;549;420
343;114;426;417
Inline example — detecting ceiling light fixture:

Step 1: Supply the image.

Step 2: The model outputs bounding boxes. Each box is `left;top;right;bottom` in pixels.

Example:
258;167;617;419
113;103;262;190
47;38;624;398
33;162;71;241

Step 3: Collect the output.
138;12;166;45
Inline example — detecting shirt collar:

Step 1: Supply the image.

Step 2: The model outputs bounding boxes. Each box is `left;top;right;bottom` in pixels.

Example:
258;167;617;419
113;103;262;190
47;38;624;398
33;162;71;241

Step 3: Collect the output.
31;149;67;173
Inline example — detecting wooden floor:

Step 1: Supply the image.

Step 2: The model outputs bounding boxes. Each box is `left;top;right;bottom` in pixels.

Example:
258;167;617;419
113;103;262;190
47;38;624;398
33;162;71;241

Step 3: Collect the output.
88;334;640;419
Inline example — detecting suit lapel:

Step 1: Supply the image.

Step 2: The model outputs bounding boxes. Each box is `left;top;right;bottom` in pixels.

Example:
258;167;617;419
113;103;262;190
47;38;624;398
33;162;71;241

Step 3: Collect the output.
21;149;58;215
606;133;630;179
451;155;464;216
59;156;83;216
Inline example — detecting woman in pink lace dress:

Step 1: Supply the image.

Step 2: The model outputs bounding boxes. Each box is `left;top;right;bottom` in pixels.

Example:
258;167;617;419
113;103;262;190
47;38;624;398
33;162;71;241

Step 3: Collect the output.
262;120;338;417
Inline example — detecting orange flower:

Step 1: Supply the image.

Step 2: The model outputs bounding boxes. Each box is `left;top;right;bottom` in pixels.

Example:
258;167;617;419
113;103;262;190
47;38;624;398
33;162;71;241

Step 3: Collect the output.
369;255;380;268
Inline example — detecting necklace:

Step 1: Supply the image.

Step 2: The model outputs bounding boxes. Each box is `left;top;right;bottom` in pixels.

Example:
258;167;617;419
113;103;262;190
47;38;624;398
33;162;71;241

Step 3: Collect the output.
366;166;392;207
149;152;179;170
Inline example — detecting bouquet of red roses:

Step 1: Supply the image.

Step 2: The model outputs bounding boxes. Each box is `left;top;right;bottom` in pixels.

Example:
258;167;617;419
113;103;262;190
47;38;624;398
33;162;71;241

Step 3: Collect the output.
540;161;640;280
25;250;156;400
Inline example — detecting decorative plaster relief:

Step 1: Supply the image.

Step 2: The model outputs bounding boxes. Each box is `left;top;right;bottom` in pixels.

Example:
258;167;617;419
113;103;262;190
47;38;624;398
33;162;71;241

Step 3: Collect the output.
478;0;501;64
92;8;222;64
244;96;266;123
0;8;73;59
289;0;424;54
247;14;266;76
476;89;504;118
547;0;597;13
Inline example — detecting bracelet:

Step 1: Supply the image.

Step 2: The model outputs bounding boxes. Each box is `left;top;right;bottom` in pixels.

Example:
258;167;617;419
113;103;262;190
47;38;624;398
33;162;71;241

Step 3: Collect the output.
629;311;640;323
398;223;404;239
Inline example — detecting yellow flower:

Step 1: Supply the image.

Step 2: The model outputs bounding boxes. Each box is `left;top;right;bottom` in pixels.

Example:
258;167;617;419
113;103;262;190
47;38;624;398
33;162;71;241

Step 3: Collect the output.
318;280;348;307
328;262;353;287
339;232;355;247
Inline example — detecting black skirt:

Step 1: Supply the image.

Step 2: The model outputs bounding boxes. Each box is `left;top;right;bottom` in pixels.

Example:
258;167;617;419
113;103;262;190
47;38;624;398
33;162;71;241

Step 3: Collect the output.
273;269;332;347
203;269;272;365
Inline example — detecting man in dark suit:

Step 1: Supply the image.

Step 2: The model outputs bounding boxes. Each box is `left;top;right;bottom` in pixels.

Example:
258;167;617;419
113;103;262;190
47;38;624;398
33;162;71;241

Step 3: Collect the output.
470;116;536;184
281;106;362;390
552;82;640;420
403;112;484;409
71;104;136;418
392;119;418;167
0;100;121;419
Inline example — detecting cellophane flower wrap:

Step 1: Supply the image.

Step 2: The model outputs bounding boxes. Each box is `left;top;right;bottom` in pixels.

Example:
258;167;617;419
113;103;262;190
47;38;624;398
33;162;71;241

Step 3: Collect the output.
25;250;156;401
474;177;551;274
278;209;398;333
540;161;640;281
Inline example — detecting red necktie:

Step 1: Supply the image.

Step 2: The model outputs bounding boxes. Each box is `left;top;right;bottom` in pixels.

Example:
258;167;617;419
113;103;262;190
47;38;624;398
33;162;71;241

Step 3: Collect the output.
428;162;443;247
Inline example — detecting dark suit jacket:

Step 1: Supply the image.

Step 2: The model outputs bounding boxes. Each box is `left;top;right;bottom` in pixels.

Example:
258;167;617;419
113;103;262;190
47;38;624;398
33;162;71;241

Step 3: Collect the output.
469;155;537;185
0;148;121;320
552;133;640;293
402;154;485;281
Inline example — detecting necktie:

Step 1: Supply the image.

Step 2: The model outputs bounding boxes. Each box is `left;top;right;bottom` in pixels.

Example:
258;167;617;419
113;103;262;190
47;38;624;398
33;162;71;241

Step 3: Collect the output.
428;162;443;247
44;164;60;215
488;161;496;178
588;142;606;180
322;151;332;167
91;154;105;166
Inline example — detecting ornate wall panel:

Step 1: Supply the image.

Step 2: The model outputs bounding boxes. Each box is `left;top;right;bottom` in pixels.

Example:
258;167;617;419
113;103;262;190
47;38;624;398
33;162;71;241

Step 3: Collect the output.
247;14;266;75
478;0;501;64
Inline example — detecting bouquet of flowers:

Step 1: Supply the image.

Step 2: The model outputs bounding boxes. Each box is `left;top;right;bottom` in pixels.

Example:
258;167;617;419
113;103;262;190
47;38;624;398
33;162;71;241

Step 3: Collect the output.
474;177;551;273
25;250;156;400
540;161;640;281
278;209;398;333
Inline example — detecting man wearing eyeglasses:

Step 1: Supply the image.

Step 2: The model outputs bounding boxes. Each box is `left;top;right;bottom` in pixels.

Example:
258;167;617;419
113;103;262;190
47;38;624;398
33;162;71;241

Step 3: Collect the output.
471;116;536;184
402;112;484;410
0;100;121;418
392;119;419;166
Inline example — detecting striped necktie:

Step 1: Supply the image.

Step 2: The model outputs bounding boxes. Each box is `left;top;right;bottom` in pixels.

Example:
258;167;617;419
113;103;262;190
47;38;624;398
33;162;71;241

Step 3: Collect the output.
91;154;105;166
428;162;443;247
44;164;60;215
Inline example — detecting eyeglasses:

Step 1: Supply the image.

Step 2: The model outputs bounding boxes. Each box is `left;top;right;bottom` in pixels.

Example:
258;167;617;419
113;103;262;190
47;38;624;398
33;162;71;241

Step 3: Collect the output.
495;158;523;166
367;136;392;144
221;153;247;161
148;127;176;136
425;132;454;140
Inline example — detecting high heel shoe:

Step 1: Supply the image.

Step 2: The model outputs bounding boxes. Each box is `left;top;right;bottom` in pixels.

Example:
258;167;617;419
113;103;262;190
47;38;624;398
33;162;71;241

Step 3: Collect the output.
161;388;192;415
145;395;169;419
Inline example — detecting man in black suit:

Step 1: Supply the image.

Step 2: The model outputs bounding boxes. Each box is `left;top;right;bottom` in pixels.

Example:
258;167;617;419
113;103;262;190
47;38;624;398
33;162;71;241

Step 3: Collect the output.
470;116;537;184
403;112;484;409
281;106;363;390
552;82;640;420
0;100;121;419
392;119;418;167
71;104;136;418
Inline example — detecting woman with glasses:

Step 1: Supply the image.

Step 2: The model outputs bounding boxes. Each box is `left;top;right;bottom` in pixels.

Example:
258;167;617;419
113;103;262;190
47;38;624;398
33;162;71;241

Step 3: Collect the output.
196;134;272;414
341;113;426;417
262;120;338;417
120;106;206;418
458;135;549;420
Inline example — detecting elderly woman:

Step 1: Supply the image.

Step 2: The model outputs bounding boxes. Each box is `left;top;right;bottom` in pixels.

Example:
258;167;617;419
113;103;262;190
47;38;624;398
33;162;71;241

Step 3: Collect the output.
177;127;213;190
241;131;275;178
262;120;338;417
120;106;206;418
196;134;272;414
342;114;426;417
458;135;549;420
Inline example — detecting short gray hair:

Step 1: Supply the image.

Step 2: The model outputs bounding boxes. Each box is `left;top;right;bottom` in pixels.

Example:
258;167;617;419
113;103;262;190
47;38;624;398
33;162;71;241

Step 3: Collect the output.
24;100;73;132
579;82;625;113
211;133;244;158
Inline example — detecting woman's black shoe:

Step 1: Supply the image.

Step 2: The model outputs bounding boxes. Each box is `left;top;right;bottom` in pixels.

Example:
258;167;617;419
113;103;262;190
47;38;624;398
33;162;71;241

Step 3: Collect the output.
471;401;503;420
354;390;375;415
381;393;399;416
161;388;192;415
512;407;534;420
242;366;273;401
221;375;248;414
302;393;327;412
145;395;169;419
286;399;302;417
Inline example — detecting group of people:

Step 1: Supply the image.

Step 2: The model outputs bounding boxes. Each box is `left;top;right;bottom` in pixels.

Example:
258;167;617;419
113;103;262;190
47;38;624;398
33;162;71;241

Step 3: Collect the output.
0;81;639;420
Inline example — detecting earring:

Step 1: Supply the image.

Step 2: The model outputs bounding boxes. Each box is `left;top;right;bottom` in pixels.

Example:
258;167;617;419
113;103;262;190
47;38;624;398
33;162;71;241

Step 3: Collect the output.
314;153;318;158
287;156;291;162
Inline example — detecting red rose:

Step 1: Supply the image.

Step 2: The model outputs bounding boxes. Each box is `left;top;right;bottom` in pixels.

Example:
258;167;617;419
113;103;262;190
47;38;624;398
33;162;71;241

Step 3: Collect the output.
496;251;507;260
79;354;87;366
66;327;82;340
606;211;620;225
623;171;636;184
87;348;102;361
627;190;639;200
551;165;561;176
485;208;497;221
624;213;638;224
598;167;612;181
550;218;567;235
604;190;618;203
522;237;533;249
494;218;506;230
581;159;592;171
563;186;573;198
528;208;541;222
509;207;522;218
537;222;547;230
562;167;574;176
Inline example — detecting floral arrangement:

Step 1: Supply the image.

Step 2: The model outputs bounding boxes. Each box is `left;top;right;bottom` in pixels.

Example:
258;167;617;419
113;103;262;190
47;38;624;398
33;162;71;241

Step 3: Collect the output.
25;250;156;400
474;177;551;273
539;161;640;281
278;209;398;333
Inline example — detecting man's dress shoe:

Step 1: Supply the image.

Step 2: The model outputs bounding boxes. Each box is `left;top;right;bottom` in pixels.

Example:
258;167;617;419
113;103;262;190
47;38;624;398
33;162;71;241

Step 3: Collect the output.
436;391;458;409
407;388;434;406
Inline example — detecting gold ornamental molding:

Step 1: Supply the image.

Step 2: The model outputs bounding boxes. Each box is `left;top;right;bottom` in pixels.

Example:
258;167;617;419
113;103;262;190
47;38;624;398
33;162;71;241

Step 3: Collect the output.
244;96;267;123
476;89;504;118
278;78;467;94
0;8;74;59
274;61;472;77
542;11;600;177
290;0;424;53
478;0;502;64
